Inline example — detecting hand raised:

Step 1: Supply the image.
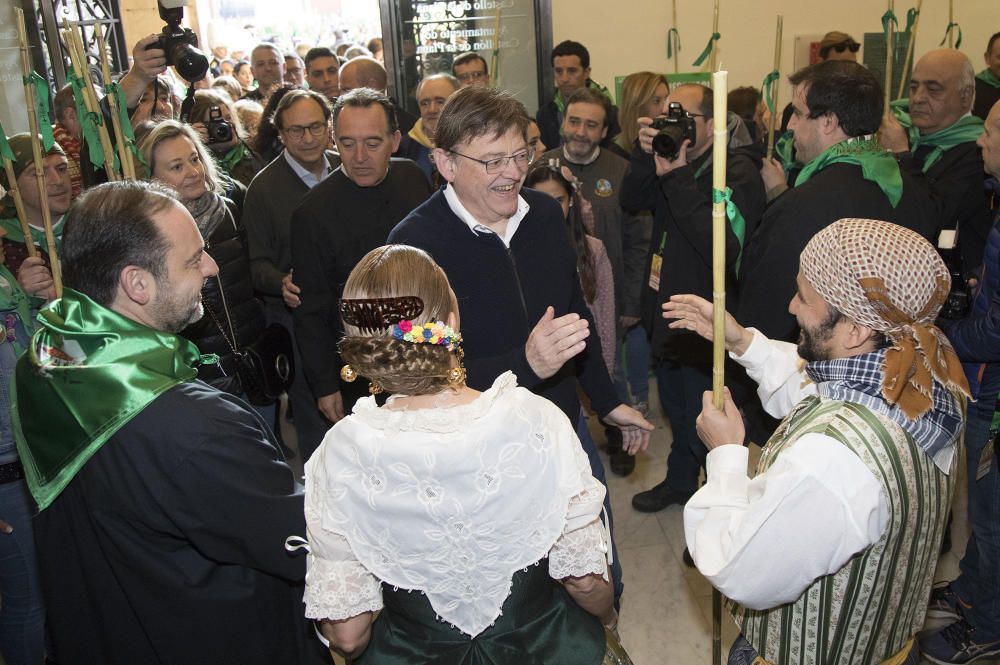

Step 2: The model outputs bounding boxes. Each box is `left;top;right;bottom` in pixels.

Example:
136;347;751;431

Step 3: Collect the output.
525;306;589;380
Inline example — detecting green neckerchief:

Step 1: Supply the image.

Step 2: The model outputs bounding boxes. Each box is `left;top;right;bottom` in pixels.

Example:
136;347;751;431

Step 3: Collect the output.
0;215;66;254
795;135;903;208
217;141;250;174
891;99;984;172
11;288;210;510
553;79;613;114
0;264;34;355
977;69;1000;89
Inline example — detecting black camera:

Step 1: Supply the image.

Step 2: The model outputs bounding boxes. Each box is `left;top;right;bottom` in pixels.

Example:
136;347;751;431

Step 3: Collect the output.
650;102;698;161
936;230;971;321
206;106;233;144
146;1;209;82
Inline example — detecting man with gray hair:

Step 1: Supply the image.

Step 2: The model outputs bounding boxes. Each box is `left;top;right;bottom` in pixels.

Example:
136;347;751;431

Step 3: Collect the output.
244;43;285;103
401;73;460;184
666;218;970;665
880;48;991;277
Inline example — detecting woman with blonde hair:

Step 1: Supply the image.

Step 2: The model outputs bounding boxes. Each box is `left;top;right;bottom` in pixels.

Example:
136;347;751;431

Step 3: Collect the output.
614;71;669;152
303;244;632;664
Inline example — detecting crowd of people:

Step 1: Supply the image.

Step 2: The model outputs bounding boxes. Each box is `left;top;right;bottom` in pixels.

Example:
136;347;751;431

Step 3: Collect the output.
0;19;999;665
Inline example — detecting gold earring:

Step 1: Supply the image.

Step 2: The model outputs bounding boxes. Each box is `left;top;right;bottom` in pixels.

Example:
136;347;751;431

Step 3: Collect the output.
368;380;384;395
340;365;358;382
447;365;466;389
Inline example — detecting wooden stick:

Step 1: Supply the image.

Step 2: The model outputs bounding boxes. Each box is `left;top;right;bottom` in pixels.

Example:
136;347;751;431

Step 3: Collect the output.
883;0;895;118
709;0;720;73
672;0;679;74
490;7;502;86
2;158;38;258
93;22;134;180
15;8;62;296
896;0;923;100
948;0;954;48
766;15;784;160
711;67;729;665
61;20;119;182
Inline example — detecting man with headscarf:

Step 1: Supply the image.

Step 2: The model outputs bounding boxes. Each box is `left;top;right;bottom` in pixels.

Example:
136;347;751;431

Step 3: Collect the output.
664;218;970;665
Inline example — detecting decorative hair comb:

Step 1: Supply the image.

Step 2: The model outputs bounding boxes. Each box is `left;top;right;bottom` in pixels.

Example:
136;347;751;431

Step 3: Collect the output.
339;296;425;333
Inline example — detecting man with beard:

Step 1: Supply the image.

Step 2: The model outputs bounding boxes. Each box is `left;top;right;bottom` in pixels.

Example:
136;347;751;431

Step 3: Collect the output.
540;86;650;476
666;218;970;665
13;180;320;664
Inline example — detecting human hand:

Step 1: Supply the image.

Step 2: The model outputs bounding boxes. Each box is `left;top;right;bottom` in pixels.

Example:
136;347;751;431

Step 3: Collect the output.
603;403;654;454
525;306;589;379
653;139;689;177
878;114;910;153
282;271;301;308
0;518;12;535
695;387;744;450
192;122;210;145
131;34;168;84
17;256;55;300
637;117;657;155
760;157;787;194
318;391;344;423
662;294;752;355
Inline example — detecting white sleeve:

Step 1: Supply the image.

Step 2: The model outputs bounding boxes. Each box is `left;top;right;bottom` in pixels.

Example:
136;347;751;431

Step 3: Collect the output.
549;476;609;581
731;328;817;419
303;455;383;621
683;435;889;611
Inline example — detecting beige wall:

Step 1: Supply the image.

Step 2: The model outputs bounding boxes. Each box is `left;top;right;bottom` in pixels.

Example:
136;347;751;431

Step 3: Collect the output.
120;0;202;61
551;0;997;104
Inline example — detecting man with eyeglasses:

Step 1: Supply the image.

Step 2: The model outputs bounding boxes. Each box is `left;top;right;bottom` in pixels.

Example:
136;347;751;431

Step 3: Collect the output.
243;43;286;104
291;88;432;430
284;52;305;87
452;52;490;88
389;87;654;606
242;89;341;461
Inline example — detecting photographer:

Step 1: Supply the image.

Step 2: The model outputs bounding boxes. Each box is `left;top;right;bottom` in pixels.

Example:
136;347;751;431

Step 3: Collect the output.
621;83;766;515
190;88;264;190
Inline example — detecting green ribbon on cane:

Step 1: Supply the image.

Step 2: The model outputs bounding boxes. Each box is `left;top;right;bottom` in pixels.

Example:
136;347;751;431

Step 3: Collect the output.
23;73;55;151
903;7;919;34
0;118;16;162
667;28;681;60
881;9;899;37
761;70;780;113
67;73;107;169
692;32;720;67
939;22;962;49
712;186;746;273
105;82;148;170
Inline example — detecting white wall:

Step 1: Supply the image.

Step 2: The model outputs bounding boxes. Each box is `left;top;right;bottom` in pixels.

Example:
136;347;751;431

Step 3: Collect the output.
551;0;997;104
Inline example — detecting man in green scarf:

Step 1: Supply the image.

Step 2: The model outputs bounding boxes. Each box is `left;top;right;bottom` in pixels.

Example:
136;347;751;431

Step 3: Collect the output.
0;133;71;300
880;49;991;275
973;32;1000;121
13;180;320;664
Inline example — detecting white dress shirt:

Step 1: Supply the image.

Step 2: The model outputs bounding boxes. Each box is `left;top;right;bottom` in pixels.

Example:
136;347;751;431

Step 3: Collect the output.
443;183;530;247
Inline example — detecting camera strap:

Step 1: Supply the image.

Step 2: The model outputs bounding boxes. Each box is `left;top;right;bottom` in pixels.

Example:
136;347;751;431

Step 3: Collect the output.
179;86;195;124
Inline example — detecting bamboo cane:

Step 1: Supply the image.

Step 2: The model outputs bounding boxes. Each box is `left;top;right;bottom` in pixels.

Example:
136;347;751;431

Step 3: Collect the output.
61;19;119;182
708;0;720;74
948;0;954;48
711;67;729;665
490;7;502;87
672;0;679;74
766;15;784;160
896;0;923;100
883;0;895;118
2;158;38;258
15;8;62;296
94;22;135;180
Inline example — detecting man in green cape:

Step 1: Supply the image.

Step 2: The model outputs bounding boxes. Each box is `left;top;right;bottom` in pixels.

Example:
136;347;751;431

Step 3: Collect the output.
12;180;321;664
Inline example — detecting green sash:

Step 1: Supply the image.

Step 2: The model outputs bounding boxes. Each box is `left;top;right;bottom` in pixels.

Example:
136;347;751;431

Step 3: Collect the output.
890;99;984;172
12;288;210;510
977;69;1000;89
0;215;66;255
795;136;903;208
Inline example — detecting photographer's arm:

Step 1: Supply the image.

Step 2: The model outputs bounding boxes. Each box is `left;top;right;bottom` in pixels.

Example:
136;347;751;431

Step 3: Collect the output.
119;35;167;109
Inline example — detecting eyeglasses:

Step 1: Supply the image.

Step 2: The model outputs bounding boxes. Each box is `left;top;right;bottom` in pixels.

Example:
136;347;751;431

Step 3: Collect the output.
449;148;534;173
831;42;860;54
282;122;328;140
456;70;487;82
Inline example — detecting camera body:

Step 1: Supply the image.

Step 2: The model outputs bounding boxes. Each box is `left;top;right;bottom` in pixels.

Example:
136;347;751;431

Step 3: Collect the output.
650;102;698;161
206;106;233;144
936;229;971;321
145;1;209;82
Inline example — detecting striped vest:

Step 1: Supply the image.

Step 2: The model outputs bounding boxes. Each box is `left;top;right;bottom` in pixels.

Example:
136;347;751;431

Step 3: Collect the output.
733;395;954;665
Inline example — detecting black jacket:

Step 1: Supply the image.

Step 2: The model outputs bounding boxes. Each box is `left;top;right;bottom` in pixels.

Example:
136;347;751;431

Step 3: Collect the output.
388;187;620;422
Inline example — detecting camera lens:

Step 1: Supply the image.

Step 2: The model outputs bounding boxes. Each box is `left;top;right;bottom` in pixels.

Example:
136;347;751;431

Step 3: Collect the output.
652;126;686;161
171;42;209;82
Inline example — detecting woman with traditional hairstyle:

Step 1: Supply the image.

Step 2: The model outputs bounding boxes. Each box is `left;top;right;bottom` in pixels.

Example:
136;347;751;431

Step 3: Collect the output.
302;244;632;664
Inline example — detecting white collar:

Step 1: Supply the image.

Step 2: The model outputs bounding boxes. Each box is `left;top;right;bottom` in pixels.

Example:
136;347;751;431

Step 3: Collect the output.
283;150;332;188
443;183;530;248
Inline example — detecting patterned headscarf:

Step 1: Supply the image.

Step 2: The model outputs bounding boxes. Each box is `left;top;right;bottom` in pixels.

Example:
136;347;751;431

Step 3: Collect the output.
800;218;970;419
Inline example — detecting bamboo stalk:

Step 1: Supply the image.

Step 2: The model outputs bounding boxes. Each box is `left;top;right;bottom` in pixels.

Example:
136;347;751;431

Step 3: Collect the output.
490;7;502;86
896;0;922;100
711;67;729;665
883;0;895;118
672;0;679;74
2;158;38;258
94;22;135;180
61;19;119;182
708;0;720;74
766;15;784;160
15;8;62;296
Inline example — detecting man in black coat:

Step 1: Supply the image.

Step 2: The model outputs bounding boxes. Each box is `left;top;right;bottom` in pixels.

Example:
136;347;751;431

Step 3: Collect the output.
292;88;432;426
622;83;766;512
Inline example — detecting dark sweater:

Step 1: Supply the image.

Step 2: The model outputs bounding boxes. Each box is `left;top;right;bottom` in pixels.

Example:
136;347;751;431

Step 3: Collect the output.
291;159;432;397
387;187;620;421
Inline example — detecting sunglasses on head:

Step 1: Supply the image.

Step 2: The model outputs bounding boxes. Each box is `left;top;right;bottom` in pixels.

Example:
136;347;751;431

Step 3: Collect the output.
831;42;860;53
